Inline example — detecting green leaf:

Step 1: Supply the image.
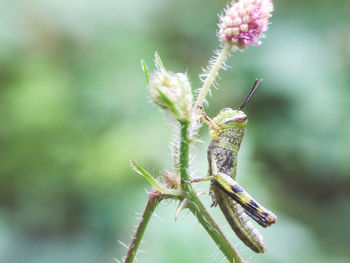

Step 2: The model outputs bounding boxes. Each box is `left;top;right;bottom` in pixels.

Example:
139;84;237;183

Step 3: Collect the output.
130;160;181;196
154;51;165;71
141;59;150;84
156;89;181;119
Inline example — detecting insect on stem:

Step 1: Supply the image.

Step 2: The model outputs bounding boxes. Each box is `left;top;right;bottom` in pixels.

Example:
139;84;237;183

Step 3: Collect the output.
204;83;277;253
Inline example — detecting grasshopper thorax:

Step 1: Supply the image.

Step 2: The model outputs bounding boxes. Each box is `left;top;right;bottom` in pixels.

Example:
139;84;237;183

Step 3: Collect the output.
209;108;247;141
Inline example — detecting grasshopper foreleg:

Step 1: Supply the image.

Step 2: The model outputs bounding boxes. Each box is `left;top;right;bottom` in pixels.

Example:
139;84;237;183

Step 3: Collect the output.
196;105;221;132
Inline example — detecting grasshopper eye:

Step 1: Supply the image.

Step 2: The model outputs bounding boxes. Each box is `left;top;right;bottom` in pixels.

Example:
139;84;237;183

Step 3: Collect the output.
233;115;247;123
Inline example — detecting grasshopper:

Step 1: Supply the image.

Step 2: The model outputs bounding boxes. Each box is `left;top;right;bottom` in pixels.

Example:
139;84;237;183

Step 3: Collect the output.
190;80;277;253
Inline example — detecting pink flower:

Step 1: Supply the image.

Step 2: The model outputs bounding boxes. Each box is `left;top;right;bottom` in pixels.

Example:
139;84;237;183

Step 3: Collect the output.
219;0;273;48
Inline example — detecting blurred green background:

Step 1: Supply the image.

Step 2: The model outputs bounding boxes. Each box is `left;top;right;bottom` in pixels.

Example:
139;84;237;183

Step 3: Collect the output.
1;0;349;262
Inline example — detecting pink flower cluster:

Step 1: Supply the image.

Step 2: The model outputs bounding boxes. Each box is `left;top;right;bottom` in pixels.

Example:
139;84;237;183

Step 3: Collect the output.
219;0;273;48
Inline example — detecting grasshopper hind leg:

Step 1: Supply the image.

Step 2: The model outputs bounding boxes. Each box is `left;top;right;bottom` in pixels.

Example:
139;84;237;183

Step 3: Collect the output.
211;182;266;253
214;173;277;228
209;185;218;207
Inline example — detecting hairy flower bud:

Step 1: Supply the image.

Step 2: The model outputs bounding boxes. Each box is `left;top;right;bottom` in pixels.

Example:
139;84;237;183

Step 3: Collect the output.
219;0;273;48
148;67;193;122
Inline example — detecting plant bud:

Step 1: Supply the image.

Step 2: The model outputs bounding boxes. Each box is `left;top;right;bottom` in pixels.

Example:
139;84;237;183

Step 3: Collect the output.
149;67;193;122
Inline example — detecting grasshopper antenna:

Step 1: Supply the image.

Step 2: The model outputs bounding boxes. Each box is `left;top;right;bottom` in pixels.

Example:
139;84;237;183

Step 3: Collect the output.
238;79;263;110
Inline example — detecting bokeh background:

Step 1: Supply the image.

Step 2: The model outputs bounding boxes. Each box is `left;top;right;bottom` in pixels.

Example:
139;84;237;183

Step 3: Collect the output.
1;0;350;262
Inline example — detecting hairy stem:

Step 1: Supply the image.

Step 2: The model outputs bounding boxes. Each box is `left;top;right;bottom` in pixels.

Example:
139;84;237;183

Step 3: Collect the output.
195;43;233;109
179;120;244;263
125;190;168;263
179;120;191;183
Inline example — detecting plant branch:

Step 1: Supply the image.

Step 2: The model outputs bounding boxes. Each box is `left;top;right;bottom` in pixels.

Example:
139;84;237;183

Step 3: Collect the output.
195;43;233;109
125;190;170;263
130;160;181;196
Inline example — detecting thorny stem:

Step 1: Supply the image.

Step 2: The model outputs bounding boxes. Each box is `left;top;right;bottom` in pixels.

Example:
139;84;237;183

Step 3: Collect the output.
195;43;233;110
125;190;169;263
179;120;244;263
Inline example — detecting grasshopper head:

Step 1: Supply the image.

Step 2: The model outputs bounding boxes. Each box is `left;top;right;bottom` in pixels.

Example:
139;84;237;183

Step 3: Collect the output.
213;108;248;129
209;108;247;140
215;79;262;130
208;79;262;140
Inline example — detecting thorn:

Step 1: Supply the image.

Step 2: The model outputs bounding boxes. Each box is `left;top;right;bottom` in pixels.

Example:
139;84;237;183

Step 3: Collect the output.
117;240;129;250
197;192;206;197
175;198;188;221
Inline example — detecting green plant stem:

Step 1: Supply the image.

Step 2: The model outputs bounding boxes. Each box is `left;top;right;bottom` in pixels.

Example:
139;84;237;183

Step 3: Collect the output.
125;190;168;263
179;120;244;263
179;121;191;183
195;43;233;109
187;193;244;263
